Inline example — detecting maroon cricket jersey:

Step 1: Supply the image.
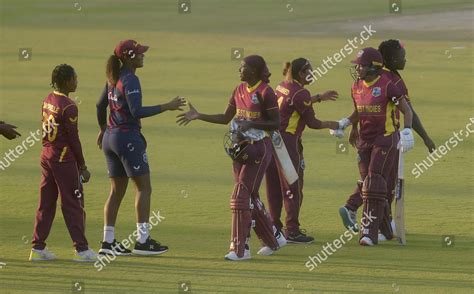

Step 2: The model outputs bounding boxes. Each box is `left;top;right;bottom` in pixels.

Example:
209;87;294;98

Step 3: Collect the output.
228;81;278;122
40;91;85;167
352;74;404;143
275;80;314;137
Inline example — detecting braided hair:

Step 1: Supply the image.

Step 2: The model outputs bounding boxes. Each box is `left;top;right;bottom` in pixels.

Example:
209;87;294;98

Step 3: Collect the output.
378;39;403;76
51;64;75;90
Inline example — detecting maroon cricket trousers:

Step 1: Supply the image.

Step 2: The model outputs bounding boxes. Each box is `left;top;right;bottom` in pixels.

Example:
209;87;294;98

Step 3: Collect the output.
32;159;88;251
232;137;278;249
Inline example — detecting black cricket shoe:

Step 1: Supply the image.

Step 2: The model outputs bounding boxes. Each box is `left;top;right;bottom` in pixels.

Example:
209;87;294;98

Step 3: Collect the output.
287;229;315;244
99;239;132;256
132;237;168;256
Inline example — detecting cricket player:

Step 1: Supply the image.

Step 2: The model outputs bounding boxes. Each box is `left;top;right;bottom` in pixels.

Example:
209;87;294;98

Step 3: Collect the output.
0;121;21;139
265;58;347;244
96;40;185;256
177;55;287;260
340;40;435;241
334;47;414;246
30;64;97;262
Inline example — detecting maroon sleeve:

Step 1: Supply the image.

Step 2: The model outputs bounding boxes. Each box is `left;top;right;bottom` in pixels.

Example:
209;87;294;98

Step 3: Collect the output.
387;81;404;104
294;89;322;128
63;104;85;168
262;86;278;111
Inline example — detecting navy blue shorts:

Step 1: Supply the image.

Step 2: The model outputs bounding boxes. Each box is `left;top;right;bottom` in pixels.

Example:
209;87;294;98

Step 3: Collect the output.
102;129;150;178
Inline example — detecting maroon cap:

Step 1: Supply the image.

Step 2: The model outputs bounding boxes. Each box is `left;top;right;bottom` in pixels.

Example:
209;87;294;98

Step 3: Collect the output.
351;47;383;67
114;39;149;59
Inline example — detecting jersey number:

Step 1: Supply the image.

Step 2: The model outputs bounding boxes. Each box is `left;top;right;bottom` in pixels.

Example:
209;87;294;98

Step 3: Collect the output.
42;112;58;142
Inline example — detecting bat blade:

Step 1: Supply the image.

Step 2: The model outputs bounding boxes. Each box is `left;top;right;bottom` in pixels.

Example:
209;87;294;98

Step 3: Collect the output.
270;131;298;185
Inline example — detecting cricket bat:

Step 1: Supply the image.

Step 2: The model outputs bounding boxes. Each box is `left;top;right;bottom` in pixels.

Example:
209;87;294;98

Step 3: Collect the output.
270;131;298;185
394;148;406;245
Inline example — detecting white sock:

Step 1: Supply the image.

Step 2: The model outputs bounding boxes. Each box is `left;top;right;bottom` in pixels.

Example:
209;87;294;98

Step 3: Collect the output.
137;223;150;243
103;226;115;243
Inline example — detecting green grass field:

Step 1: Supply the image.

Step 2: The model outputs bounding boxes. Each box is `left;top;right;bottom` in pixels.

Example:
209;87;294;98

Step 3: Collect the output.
0;0;473;293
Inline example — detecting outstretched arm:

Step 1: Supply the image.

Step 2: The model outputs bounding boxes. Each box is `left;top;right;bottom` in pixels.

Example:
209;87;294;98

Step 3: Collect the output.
311;90;339;103
0;122;21;140
124;75;185;119
177;103;236;126
128;96;186;119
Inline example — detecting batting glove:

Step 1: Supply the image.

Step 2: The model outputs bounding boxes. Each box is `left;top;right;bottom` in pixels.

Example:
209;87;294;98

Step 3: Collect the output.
330;128;345;139
338;118;351;130
399;128;414;153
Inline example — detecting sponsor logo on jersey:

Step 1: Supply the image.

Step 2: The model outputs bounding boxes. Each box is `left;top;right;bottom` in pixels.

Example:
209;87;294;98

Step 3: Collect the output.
357;104;382;113
127;89;140;95
236;109;261;119
276;85;290;95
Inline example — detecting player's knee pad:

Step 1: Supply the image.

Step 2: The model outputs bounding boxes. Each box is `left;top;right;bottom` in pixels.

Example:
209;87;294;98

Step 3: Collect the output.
230;183;251;211
230;183;252;257
251;198;279;250
379;201;394;240
362;173;387;201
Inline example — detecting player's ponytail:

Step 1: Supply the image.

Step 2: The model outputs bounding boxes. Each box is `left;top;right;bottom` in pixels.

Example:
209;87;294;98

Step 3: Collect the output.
282;61;292;79
106;55;121;85
284;58;310;83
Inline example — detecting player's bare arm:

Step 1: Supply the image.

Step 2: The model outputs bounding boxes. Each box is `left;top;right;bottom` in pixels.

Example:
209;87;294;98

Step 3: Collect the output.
160;96;187;112
310;90;339;103
409;103;436;152
177;102;236;126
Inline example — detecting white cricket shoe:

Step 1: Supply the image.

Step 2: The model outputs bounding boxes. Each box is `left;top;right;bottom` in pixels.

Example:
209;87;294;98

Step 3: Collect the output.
73;248;98;262
257;231;288;256
359;236;374;246
378;233;388;241
224;249;251;261
29;248;56;261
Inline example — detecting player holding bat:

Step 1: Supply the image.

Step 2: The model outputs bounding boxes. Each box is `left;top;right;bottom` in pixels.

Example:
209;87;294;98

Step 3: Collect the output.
334;48;414;246
177;55;287;260
339;40;435;242
265;58;346;244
